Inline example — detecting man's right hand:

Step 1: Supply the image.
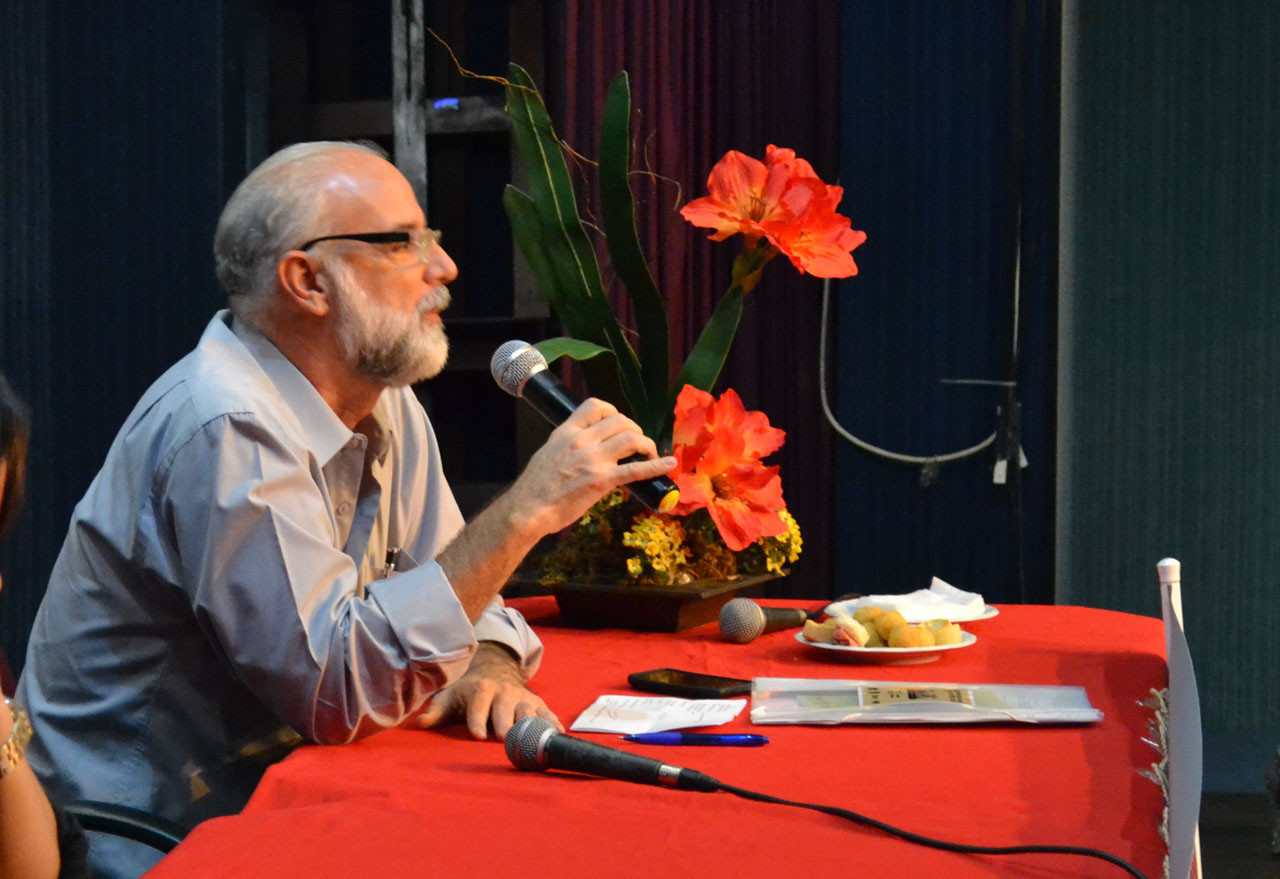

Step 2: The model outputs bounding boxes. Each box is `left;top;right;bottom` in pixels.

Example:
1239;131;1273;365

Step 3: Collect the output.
505;397;677;537
435;397;675;622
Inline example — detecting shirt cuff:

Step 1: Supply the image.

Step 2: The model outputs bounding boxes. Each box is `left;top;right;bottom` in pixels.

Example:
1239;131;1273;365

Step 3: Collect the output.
366;563;543;683
364;560;477;685
474;596;543;680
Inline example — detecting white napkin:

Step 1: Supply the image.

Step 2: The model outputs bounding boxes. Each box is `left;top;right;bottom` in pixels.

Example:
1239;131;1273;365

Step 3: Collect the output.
824;577;988;623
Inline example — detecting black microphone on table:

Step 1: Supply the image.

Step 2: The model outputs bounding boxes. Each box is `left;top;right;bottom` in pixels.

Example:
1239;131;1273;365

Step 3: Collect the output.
490;340;679;513
718;598;814;644
506;716;720;792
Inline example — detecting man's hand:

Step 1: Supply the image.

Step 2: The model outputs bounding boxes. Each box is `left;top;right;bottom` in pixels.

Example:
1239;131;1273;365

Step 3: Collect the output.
505;398;677;538
436;398;676;622
413;642;563;740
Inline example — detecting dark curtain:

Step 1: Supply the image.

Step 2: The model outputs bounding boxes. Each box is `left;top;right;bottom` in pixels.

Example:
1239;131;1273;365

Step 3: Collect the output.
0;0;244;676
562;0;842;598
833;2;1059;606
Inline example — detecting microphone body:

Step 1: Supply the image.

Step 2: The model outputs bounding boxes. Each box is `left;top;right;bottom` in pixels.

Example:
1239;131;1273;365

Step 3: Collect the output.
506;717;719;793
719;598;811;643
491;341;679;513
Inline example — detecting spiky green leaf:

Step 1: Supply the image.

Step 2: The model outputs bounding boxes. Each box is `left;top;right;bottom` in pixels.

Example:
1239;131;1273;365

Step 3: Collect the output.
599;71;670;438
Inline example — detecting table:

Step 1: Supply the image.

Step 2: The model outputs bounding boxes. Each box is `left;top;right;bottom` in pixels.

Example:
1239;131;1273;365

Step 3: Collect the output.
144;598;1169;878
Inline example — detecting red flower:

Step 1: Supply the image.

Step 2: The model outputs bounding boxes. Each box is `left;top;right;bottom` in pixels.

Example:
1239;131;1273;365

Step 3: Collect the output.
677;149;793;244
670;386;788;551
681;145;865;280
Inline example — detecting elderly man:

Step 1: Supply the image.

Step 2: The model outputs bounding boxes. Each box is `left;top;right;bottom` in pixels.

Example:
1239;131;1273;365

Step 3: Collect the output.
17;141;675;878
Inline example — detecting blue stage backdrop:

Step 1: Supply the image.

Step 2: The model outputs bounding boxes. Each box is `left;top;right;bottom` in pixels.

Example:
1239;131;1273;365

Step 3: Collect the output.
833;2;1059;605
0;0;244;676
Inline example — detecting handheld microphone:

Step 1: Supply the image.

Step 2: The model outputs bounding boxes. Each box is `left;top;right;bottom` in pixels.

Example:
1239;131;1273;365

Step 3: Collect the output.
490;340;679;513
718;598;811;644
505;717;720;793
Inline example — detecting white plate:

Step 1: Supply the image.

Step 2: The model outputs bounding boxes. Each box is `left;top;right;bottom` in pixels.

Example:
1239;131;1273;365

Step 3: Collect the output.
794;631;978;665
823;601;999;623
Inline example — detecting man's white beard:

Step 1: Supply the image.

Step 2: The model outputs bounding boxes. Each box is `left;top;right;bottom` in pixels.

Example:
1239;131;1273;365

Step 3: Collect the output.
328;261;449;386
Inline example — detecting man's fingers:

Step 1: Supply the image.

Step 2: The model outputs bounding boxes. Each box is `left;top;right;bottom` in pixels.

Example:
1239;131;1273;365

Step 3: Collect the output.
564;397;619;428
595;425;659;462
415;691;455;729
618;455;677;484
571;407;653;453
465;685;497;740
537;703;565;733
486;688;535;740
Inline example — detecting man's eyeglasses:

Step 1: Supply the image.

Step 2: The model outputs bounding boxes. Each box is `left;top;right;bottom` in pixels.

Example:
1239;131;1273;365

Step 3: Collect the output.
298;228;442;263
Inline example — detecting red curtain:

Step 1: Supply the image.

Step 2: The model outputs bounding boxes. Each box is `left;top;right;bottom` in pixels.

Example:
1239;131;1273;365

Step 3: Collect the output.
563;0;843;597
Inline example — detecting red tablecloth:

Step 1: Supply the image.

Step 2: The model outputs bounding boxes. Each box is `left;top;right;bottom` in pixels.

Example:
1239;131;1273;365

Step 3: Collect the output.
145;599;1168;878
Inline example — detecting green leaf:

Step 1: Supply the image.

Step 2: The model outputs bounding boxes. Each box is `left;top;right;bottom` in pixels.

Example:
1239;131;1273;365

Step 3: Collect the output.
503;64;649;418
598;71;670;438
503;187;572;323
662;286;746;442
533;337;626;413
535;337;611;364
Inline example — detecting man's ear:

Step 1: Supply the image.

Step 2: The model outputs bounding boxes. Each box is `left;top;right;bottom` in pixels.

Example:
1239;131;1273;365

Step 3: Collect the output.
276;251;332;316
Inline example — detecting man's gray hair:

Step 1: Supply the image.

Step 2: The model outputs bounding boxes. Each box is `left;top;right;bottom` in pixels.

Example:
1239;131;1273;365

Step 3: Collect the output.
214;140;388;325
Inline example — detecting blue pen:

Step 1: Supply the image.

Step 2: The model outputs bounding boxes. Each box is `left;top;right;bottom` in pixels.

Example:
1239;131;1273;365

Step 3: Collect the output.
622;732;768;746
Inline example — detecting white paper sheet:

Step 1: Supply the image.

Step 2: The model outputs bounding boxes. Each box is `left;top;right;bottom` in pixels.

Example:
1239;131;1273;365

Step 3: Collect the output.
570;695;747;734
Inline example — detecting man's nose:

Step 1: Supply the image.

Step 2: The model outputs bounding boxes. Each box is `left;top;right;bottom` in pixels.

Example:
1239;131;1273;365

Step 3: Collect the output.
427;243;458;284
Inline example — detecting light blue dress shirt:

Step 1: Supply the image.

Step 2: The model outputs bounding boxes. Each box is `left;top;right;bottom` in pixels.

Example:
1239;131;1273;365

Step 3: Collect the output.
17;311;541;878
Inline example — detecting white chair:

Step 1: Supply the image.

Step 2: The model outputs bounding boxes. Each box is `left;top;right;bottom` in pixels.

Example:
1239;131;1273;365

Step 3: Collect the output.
1157;558;1203;878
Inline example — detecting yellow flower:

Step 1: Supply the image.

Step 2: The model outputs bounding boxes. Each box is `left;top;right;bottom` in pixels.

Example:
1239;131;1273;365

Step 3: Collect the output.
753;509;803;574
622;514;690;585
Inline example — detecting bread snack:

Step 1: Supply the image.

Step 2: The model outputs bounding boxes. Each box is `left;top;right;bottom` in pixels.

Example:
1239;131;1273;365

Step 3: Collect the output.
852;605;883;624
862;622;886;647
887;624;936;648
924;619;964;646
801;618;837;642
830;616;870;647
802;605;969;649
873;610;907;641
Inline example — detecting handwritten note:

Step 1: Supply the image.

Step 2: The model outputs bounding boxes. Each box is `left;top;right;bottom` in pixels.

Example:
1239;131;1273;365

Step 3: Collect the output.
570;695;747;734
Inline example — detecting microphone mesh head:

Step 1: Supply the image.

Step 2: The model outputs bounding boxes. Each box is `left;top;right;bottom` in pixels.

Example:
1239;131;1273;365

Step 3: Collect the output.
505;716;556;770
491;340;546;397
718;597;766;643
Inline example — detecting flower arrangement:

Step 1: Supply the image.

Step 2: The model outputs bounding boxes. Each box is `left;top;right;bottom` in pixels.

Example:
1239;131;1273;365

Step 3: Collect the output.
501;66;863;587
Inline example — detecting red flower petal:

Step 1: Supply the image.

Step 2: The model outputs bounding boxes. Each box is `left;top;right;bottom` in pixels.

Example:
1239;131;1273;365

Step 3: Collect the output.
707;495;788;551
668;386;790;548
672;385;715;448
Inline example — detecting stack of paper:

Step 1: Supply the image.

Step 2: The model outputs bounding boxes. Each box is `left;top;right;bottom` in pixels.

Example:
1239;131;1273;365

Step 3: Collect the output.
750;678;1102;725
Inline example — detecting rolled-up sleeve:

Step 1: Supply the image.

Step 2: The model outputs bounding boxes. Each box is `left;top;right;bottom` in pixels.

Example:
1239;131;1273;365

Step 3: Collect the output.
162;413;481;745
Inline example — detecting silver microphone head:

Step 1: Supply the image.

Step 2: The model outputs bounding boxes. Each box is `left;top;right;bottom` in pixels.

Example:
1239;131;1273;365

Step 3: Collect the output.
491;340;548;397
505;716;557;770
718;597;767;644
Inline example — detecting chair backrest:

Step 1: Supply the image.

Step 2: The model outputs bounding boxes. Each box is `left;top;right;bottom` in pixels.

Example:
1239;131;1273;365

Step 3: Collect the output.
62;800;188;854
1157;558;1204;879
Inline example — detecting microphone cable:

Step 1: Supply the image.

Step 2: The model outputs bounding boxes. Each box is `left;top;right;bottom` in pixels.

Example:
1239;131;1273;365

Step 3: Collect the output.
508;718;1149;878
712;780;1150;879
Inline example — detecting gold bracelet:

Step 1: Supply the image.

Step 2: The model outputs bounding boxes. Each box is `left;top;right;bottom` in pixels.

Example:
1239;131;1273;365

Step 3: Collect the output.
0;698;33;779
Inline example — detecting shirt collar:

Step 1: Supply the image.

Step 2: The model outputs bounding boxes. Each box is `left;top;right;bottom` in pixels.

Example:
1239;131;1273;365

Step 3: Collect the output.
225;311;394;467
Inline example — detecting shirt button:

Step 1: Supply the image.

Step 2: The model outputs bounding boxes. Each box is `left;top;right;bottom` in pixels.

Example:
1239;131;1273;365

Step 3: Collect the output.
337;502;352;515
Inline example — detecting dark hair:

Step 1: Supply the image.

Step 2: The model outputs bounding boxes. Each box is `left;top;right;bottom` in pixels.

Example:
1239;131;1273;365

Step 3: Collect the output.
0;373;30;540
